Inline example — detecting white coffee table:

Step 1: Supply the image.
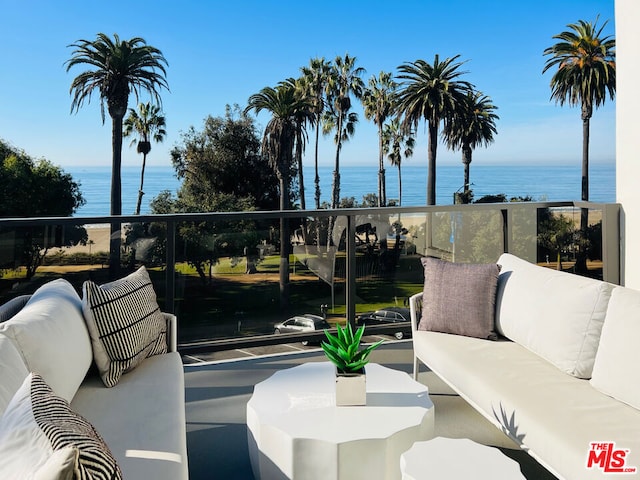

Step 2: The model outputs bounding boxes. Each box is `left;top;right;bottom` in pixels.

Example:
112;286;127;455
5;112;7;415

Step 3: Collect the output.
247;362;434;480
400;437;526;479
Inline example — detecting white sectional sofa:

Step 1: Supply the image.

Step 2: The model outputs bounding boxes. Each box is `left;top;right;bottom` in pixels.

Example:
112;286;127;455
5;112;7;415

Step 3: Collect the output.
410;253;640;480
0;272;188;479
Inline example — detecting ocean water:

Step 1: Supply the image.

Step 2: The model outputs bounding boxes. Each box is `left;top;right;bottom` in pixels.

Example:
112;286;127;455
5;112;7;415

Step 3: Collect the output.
68;163;616;217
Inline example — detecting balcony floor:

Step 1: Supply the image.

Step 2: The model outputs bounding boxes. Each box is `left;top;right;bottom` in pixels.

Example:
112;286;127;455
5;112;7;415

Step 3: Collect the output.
183;338;558;480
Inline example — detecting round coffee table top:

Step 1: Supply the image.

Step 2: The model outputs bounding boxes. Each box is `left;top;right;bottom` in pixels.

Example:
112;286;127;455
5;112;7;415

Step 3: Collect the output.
401;437;526;479
247;362;435;480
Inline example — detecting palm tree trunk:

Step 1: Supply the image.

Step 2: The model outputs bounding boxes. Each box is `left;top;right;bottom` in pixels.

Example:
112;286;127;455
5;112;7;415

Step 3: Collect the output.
295;128;305;211
378;124;385;207
331;111;343;210
135;152;147;215
110;114;123;278
398;164;402;207
576;111;591;274
314;119;321;210
427;121;438;205
463;144;472;194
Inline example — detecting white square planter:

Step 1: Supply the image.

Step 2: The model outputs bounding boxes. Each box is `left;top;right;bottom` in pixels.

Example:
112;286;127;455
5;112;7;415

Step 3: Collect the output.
335;368;366;406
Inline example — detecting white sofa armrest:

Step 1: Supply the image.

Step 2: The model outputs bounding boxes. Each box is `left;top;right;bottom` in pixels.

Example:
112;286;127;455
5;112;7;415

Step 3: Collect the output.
409;292;423;380
163;313;178;353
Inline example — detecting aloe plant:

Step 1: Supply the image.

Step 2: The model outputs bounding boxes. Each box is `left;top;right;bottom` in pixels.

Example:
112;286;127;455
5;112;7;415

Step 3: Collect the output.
321;323;383;374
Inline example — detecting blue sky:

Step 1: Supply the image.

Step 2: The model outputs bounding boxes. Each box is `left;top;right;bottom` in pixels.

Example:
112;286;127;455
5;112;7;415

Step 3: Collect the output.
0;0;615;170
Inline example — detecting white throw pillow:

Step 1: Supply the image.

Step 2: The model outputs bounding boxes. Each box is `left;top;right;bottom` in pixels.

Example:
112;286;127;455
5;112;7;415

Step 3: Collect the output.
82;266;167;387
0;279;92;401
0;373;122;479
496;253;615;378
590;287;640;410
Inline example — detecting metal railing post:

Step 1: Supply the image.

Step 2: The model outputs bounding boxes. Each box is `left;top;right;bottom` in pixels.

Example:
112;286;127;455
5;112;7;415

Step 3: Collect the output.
166;219;176;314
346;214;356;329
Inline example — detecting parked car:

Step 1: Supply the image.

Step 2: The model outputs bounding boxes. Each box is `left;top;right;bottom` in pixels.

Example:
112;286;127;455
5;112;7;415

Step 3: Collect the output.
356;307;411;340
274;314;331;345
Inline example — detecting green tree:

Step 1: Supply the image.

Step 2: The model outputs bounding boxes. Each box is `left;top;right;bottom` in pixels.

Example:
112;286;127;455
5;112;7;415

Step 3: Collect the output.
123;102;167;215
382;118;415;206
323;54;365;209
246;84;312;308
396;55;472;205
362;71;397;206
0;140;86;278
66;33;168;275
301;57;332;209
443;90;498;196
543;18;615;243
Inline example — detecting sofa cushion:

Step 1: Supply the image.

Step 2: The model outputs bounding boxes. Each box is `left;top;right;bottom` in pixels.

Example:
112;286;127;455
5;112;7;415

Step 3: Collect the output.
0;334;29;417
590;287;640;410
0;295;30;323
0;372;122;479
419;257;500;340
72;352;189;479
0;279;92;401
495;253;615;378
82;266;167;388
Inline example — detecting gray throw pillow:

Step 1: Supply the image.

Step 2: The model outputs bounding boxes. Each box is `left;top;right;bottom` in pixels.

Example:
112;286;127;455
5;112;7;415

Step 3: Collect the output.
419;257;500;340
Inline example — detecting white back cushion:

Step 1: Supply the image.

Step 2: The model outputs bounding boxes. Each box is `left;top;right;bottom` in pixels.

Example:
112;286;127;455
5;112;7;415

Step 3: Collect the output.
590;287;640;410
0;279;92;401
496;253;615;378
0;334;29;416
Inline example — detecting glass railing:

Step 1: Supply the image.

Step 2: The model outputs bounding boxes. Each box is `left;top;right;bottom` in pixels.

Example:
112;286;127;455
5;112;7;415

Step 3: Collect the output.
0;201;620;351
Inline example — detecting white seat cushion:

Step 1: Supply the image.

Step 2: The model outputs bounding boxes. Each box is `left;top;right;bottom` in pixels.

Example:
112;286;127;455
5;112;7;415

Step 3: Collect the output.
71;352;189;480
0;279;92;401
590;287;640;410
496;253;615;378
413;330;640;480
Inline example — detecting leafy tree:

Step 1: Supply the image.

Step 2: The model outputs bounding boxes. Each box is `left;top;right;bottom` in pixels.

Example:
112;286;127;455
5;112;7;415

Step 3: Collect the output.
301;57;332;209
538;213;576;270
382;117;415;206
246;85;313;308
66;33;168;275
362;71;397;206
543;17;615;271
323;54;365;209
123;102;167;215
443;91;498;196
143;108;276;284
0;140;86;278
396;55;472;205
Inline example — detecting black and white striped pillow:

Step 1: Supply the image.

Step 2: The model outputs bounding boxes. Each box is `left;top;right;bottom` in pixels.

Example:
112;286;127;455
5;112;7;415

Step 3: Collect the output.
0;373;122;479
82;266;167;388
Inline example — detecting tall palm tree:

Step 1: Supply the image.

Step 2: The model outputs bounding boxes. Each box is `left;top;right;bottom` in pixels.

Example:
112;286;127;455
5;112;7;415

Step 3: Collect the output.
383;118;415;206
66;33;168;274
245;83;312;309
443;91;499;197
283;77;315;211
543;18;615;237
323;54;365;210
301;57;332;209
362;71;397;206
123;102;167;215
396;55;472;205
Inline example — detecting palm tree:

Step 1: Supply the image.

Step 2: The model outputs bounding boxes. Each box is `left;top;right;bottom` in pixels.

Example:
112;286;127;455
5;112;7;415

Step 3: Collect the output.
66;33;168;274
443;91;499;198
396;55;472;205
301;58;332;209
283;78;315;211
245;83;312;309
362;71;397;206
383;118;415;206
543;18;615;238
123;102;167;215
323;54;365;210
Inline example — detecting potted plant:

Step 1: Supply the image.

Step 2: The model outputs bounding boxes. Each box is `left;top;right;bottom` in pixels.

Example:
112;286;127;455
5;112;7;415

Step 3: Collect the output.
321;322;383;406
